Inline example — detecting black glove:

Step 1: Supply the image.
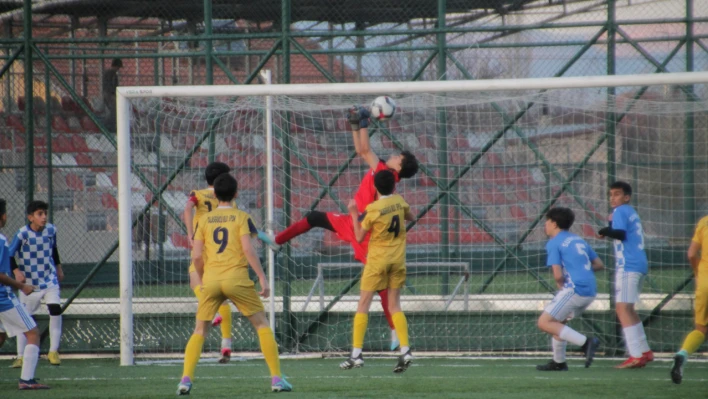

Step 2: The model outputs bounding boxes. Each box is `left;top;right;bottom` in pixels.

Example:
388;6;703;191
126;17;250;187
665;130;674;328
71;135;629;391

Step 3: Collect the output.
597;227;610;237
347;105;370;131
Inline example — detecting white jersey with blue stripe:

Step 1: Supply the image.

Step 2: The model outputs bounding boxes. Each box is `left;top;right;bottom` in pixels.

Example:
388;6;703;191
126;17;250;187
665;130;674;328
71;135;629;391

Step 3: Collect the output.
0;232;19;313
611;204;648;274
546;231;598;297
9;224;59;290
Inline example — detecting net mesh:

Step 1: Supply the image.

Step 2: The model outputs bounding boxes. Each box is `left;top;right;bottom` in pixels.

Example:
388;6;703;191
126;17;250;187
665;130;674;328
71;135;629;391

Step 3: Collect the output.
125;82;708;356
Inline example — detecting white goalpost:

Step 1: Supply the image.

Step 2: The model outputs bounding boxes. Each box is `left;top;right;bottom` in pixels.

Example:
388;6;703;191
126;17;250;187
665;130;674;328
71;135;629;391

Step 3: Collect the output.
117;71;708;366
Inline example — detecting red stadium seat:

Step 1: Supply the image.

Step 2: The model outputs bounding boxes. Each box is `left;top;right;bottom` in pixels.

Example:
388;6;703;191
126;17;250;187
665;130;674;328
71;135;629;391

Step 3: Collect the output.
418;135;436;149
581;224;597;238
53;135;75;153
486;152;503;166
418;208;440;225
189;154;208;168
407;226;441;245
74;153;92;167
6;114;24;133
101;192;119;210
66;173;84;191
0;135;11;150
510;205;528;221
80;116;101;133
51;115;73;133
171;232;190;249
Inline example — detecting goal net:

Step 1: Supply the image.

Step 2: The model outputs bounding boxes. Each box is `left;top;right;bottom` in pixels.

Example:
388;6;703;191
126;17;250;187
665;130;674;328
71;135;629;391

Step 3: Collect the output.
118;73;708;364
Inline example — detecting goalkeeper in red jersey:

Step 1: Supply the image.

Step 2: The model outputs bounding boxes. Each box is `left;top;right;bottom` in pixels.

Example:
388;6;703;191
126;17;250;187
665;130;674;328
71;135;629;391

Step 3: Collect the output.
270;105;419;350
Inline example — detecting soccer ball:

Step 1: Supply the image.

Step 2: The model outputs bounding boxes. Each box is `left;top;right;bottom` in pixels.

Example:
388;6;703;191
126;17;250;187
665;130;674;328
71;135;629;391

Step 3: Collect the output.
370;96;396;121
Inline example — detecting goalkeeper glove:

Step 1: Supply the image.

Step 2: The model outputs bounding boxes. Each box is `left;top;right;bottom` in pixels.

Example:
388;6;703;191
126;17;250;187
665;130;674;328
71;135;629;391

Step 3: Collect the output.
347;105;370;131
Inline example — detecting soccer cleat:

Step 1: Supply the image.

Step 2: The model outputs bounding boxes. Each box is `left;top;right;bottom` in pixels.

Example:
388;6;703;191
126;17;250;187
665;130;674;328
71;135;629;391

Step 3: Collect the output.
583;337;600;368
10;358;22;368
390;338;400;352
393;350;413;373
536;360;569;371
218;348;231;364
18;379;50;390
615;356;647;369
48;351;61;366
671;354;685;384
339;353;364;370
211;314;223;328
261;232;281;252
271;375;293;392
642;350;654;363
176;376;192;395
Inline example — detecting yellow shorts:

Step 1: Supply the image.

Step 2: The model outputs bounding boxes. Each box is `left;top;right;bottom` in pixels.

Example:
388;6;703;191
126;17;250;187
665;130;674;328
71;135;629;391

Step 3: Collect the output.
196;279;264;320
360;262;406;292
695;274;708;326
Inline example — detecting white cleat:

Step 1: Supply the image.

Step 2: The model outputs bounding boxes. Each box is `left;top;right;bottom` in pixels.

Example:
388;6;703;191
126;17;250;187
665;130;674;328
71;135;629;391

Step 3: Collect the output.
339;354;364;370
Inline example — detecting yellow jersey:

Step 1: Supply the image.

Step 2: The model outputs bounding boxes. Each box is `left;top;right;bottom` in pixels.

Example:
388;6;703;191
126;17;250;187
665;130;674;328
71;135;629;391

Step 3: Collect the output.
188;188;218;231
360;194;409;265
692;215;708;270
193;207;258;283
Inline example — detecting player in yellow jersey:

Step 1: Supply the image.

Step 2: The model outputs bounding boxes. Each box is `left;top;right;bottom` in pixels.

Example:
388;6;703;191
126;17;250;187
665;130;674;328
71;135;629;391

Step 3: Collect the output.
182;162;235;363
339;170;415;373
671;215;708;384
177;173;292;395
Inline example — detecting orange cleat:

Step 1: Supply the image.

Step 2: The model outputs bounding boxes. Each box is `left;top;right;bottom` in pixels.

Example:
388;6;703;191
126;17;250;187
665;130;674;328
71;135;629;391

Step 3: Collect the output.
642;351;654;362
615;356;647;369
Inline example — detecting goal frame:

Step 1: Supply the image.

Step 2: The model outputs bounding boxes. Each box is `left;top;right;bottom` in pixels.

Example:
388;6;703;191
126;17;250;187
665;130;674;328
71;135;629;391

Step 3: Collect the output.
116;71;708;366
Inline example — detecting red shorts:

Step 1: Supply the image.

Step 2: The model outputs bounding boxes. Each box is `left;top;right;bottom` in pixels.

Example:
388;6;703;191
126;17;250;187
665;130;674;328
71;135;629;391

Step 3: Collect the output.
326;212;370;264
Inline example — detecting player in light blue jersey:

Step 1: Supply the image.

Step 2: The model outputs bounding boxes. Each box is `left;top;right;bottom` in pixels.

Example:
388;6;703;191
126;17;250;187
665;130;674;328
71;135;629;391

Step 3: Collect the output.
0;199;49;390
536;207;603;371
9;200;64;367
598;181;653;368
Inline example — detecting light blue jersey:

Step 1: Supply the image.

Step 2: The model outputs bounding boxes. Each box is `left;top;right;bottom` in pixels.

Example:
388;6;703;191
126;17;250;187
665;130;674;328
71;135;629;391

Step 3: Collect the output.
611;204;648;274
0;233;18;313
546;231;598;297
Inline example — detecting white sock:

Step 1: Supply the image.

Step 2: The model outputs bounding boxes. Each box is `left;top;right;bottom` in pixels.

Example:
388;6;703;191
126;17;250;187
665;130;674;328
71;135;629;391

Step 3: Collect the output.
623;325;642;358
391;329;398;342
351;348;362;358
221;338;232;350
400;346;410;355
559;325;587;347
20;344;39;381
17;333;26;358
635;323;650;353
552;338;567;363
49;315;62;352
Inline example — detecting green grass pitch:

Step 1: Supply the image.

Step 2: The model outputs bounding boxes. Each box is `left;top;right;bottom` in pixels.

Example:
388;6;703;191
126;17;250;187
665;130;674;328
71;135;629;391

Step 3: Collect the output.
0;356;699;398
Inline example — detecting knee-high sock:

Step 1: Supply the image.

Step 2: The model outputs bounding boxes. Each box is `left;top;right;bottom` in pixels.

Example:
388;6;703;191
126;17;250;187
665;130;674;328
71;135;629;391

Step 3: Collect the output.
20;344;39;381
635;322;650;353
17;332;26;358
352;313;369;350
623;325;643;358
182;334;205;380
49;315;62;352
275;218;311;245
559;325;587;347
257;327;281;378
378;289;395;330
218;303;232;340
391;312;409;350
680;330;706;356
552;337;567;363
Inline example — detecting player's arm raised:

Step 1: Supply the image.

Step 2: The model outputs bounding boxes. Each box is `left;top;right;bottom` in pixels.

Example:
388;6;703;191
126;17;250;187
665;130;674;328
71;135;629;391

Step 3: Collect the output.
241;235;270;298
348;106;379;171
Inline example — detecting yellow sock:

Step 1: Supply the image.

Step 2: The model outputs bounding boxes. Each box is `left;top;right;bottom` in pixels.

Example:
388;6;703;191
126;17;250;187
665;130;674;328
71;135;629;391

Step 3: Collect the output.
681;330;706;355
192;285;203;302
182;334;205;380
257;327;281;378
391;312;409;348
219;303;232;339
353;313;369;349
